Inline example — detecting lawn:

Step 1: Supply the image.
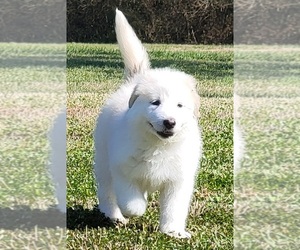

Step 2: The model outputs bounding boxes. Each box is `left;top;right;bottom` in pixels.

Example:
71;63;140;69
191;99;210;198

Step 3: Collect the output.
234;45;300;249
67;43;234;249
0;43;66;249
2;42;298;249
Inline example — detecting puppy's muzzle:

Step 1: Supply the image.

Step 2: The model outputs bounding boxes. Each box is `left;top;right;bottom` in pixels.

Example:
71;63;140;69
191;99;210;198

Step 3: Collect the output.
149;118;176;139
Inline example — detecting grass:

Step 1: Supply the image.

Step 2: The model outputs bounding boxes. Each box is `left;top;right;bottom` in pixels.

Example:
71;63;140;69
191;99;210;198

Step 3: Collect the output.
0;43;66;249
234;45;300;249
2;42;298;249
67;43;233;249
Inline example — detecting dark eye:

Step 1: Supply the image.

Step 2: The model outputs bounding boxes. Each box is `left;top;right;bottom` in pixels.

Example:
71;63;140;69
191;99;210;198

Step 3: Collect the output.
177;103;183;108
151;100;161;106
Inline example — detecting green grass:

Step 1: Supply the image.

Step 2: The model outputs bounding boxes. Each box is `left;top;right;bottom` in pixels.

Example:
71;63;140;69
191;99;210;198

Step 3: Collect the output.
0;43;66;249
2;42;298;249
234;45;300;249
67;43;233;249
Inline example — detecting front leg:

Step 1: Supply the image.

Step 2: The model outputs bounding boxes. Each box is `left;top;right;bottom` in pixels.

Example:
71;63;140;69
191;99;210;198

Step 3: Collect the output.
112;173;148;217
159;179;195;238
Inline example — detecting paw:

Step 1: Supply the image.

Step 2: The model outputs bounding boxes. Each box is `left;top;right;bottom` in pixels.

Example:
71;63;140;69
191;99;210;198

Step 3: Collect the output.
98;205;128;224
164;230;192;239
119;199;147;217
110;217;129;225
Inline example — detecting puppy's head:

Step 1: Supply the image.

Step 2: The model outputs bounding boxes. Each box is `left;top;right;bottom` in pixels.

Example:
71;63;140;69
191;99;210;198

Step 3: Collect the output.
127;68;200;140
115;10;199;140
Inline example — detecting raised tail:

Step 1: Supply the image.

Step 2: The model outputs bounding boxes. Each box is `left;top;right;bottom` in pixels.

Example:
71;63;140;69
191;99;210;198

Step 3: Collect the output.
115;9;150;78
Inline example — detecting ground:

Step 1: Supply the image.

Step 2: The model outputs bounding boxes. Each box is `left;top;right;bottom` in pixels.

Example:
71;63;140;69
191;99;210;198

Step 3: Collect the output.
67;43;233;249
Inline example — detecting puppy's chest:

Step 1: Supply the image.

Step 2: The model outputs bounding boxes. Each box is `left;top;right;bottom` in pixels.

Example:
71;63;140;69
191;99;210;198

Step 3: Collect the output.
126;147;182;184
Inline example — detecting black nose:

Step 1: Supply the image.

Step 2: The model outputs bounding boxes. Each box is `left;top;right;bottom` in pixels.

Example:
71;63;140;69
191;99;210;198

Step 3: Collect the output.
163;118;176;129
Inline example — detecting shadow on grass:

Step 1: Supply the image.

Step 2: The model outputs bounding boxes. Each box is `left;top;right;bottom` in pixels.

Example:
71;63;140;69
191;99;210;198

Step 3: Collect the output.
67;56;122;69
67;56;232;80
2;57;66;68
152;59;232;79
0;206;66;229
67;205;158;233
67;205;116;230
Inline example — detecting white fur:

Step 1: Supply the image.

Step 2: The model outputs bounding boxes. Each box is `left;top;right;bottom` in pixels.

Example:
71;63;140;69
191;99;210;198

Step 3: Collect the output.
115;9;150;78
94;9;202;238
234;122;244;173
49;110;66;213
234;94;245;173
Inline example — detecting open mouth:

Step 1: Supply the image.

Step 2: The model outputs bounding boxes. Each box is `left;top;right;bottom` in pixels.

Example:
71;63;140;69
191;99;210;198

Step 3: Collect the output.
148;122;174;138
157;130;174;138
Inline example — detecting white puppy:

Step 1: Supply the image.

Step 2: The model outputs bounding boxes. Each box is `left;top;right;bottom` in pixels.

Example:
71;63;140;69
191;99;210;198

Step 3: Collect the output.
94;9;202;238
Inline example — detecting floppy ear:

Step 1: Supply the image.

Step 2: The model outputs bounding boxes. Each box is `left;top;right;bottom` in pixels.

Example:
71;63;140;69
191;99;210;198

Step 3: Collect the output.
128;88;139;108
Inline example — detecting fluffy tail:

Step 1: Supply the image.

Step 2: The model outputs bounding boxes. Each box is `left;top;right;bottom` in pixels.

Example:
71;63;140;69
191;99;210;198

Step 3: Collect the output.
115;9;150;78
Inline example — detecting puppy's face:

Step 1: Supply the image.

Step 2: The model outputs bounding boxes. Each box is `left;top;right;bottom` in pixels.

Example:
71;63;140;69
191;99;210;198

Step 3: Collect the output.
128;70;199;140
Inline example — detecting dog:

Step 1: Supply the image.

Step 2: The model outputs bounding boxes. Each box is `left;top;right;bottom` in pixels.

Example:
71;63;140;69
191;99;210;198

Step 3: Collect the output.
94;9;202;238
